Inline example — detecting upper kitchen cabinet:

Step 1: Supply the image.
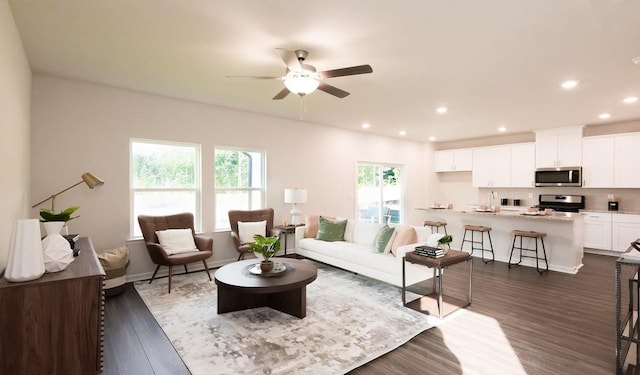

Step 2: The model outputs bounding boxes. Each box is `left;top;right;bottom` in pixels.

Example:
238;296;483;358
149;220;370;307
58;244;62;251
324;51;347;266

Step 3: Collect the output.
614;133;640;188
472;145;511;187
510;143;535;188
434;148;473;172
535;126;583;168
582;136;614;188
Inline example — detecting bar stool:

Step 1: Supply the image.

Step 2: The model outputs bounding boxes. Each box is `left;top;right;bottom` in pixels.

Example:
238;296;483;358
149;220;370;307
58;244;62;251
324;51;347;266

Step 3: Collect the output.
460;225;494;263
424;220;449;248
508;230;548;274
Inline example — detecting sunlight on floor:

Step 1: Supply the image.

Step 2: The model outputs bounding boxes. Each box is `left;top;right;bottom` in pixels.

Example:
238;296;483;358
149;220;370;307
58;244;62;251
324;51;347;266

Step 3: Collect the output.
441;310;527;374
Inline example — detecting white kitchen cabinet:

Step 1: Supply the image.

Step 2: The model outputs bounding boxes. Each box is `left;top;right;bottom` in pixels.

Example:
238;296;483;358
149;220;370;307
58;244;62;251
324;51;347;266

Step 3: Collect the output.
582;136;614;188
582;212;612;250
535;127;583;168
614;133;640;188
472;146;511;187
510;143;535;188
434;148;472;172
612;214;640;252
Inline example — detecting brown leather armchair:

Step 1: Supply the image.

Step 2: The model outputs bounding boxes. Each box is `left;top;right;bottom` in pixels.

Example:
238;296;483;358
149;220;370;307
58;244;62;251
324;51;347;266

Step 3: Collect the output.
138;213;213;293
228;208;278;260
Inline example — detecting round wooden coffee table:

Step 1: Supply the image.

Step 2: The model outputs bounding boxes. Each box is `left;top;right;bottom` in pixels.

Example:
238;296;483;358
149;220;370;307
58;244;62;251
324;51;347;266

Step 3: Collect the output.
214;258;317;318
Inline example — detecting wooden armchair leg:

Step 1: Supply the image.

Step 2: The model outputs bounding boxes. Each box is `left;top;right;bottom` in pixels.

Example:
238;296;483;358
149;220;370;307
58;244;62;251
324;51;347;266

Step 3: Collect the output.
184;265;188;274
149;265;161;284
202;260;212;281
168;266;173;293
237;252;245;261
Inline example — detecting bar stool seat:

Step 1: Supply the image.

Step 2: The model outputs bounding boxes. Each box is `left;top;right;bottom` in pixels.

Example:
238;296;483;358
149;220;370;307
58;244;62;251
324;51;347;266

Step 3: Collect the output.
460;225;494;263
509;230;548;274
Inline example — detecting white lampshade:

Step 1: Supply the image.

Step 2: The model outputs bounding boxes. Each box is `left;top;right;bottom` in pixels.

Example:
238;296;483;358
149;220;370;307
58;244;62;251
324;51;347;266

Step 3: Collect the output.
284;188;307;204
284;71;319;96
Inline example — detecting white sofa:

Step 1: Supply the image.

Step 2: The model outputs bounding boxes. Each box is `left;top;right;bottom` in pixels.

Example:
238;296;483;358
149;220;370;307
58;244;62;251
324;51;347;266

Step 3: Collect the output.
294;219;434;287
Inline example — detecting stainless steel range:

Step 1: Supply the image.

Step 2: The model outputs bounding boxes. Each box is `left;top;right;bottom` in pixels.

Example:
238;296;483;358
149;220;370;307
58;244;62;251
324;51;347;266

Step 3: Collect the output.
536;194;585;213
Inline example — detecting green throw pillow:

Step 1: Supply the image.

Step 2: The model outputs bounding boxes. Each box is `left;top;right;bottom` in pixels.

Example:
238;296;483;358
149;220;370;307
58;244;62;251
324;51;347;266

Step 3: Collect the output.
316;216;347;242
373;225;395;253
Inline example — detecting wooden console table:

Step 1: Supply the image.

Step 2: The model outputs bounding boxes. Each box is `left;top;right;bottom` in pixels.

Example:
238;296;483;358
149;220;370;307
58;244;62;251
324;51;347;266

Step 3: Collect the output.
0;237;105;374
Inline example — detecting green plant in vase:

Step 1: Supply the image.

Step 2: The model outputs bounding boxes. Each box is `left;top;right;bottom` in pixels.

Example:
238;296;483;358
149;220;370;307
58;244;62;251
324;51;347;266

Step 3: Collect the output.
39;206;79;236
246;234;281;273
438;234;453;252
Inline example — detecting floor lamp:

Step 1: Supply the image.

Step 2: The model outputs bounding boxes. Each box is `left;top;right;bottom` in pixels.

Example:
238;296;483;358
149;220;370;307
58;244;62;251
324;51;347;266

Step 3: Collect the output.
284;188;307;225
32;172;105;211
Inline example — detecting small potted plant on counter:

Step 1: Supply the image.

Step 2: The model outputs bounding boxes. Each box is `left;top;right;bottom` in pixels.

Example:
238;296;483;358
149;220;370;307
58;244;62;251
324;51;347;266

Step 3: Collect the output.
247;234;281;273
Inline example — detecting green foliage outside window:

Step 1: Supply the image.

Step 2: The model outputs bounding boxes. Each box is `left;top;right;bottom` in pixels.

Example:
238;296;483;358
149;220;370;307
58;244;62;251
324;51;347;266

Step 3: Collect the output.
132;143;195;188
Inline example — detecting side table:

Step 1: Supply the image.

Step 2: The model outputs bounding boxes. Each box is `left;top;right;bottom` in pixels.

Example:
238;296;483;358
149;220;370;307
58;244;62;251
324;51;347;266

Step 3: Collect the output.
402;249;472;319
274;224;304;256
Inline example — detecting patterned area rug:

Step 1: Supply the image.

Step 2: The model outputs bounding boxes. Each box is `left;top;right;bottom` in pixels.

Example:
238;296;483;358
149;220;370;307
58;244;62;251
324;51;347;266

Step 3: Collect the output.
134;262;437;375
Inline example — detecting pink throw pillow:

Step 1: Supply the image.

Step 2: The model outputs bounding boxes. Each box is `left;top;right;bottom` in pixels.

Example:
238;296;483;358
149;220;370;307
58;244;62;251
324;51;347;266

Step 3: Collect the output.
390;226;418;256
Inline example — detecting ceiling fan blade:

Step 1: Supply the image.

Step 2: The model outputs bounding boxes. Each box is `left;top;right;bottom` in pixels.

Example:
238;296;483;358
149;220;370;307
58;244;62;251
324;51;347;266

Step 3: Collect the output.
317;82;350;98
276;48;302;71
272;87;291;100
318;64;373;79
226;75;282;80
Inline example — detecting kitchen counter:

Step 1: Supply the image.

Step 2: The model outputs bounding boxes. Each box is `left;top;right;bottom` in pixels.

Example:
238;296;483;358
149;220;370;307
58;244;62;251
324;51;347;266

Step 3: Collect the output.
580;209;640;215
416;207;584;274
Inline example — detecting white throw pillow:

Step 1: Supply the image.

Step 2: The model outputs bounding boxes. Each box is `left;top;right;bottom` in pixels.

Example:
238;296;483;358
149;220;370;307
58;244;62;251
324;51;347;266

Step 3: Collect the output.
352;221;386;246
343;220;356;242
238;220;267;243
156;229;198;255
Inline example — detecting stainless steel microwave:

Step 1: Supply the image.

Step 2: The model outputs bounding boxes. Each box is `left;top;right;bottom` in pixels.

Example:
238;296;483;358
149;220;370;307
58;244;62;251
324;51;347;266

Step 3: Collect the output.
534;167;582;187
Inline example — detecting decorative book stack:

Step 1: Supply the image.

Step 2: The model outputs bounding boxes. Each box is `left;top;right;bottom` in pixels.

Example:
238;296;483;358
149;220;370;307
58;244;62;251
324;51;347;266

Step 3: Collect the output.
415;245;445;258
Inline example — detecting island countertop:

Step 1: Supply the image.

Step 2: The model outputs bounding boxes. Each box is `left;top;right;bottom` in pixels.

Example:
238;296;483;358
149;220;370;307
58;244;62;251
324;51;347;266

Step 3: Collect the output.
416;207;584;274
416;207;582;221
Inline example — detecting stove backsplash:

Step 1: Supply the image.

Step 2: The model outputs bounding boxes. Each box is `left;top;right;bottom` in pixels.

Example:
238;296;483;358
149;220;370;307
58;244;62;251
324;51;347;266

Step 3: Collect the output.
477;187;640;212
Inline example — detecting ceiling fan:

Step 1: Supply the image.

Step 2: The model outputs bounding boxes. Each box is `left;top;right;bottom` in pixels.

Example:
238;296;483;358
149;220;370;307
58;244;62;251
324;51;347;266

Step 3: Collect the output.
227;48;373;100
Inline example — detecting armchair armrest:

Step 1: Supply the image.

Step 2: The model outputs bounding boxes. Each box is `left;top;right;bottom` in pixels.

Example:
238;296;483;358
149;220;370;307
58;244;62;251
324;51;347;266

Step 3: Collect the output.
230;231;242;248
194;236;213;252
146;242;170;264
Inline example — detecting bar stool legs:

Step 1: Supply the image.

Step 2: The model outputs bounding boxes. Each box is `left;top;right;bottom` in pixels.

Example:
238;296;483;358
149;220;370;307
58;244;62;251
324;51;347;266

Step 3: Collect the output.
460;225;494;264
423;220;450;249
509;230;548;274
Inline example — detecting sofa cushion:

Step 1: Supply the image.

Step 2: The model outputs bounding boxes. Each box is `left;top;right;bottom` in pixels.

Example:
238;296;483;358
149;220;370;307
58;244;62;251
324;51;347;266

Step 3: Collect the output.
391;226;418;256
373;225;395;253
237;220;266;243
343;219;356;242
353;221;386;246
298;238;395;274
316;216;347;242
413;226;432;243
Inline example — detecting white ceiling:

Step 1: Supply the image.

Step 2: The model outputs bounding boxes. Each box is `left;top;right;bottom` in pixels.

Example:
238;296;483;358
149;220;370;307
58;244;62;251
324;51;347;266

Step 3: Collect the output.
9;0;640;142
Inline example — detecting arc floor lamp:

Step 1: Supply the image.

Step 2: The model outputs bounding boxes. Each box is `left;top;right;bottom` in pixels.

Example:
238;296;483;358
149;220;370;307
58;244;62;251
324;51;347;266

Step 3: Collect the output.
32;172;105;211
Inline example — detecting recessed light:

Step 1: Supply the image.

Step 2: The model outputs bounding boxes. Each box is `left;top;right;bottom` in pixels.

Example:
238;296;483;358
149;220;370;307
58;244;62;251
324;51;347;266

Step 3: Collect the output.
436;106;448;114
428;136;436;141
399;130;407;136
561;80;579;89
633;56;640;65
498;126;507;132
623;97;638;104
598;113;611;120
361;122;370;129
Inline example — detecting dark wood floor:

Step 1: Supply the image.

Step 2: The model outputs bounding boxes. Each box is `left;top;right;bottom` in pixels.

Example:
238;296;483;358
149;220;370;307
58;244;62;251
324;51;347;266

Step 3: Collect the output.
104;254;628;374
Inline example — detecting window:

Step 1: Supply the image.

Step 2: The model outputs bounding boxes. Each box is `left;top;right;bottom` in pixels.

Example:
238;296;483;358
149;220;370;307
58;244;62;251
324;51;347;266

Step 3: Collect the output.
356;163;402;224
130;139;200;237
215;147;265;230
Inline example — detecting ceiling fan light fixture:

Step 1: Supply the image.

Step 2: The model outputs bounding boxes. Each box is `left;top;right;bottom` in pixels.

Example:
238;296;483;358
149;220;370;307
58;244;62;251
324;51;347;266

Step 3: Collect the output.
284;71;320;95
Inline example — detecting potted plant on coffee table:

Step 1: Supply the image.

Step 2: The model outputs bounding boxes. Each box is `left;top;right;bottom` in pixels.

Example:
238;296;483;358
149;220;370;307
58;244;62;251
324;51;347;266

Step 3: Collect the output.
246;234;281;273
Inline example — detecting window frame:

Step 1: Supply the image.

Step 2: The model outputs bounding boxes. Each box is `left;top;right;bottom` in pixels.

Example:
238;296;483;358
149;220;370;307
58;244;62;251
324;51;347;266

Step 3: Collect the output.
355;162;404;224
214;146;267;231
129;138;202;238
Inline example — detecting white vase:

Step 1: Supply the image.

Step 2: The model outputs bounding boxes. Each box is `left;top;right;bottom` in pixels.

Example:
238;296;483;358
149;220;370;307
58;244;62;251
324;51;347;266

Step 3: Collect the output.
4;219;45;282
42;221;74;273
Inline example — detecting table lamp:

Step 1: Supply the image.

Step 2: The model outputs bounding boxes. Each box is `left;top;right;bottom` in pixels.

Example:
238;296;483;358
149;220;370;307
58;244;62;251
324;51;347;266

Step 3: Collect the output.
284;188;307;225
32;172;105;211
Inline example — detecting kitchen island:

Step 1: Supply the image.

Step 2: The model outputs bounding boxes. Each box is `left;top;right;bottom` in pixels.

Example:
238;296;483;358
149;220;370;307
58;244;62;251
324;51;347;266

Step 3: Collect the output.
416;208;584;274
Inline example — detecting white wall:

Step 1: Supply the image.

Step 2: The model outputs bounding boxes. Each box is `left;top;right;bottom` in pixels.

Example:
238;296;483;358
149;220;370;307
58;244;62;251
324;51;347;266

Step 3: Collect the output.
0;1;32;274
31;75;434;279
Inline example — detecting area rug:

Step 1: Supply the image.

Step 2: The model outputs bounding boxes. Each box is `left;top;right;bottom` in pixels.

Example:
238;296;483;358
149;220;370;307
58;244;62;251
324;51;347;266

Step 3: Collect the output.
134;262;438;375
